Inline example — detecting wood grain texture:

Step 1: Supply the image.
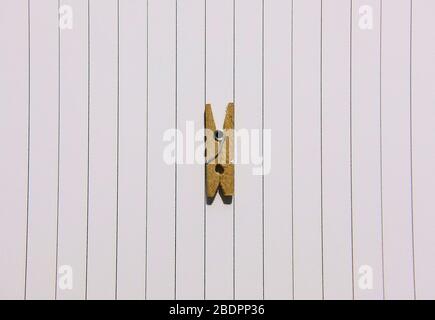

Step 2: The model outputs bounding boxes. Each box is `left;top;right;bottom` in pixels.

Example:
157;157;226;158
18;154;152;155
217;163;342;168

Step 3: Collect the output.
205;103;234;199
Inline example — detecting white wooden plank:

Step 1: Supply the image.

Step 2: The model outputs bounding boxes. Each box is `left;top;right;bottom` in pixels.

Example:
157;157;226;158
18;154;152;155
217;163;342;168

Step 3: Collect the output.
147;0;176;299
57;0;88;300
205;0;234;300
293;0;323;300
176;0;205;300
381;0;415;300
351;0;384;299
25;0;59;300
87;0;118;299
263;0;293;300
234;0;263;300
322;0;353;300
412;0;435;300
117;0;147;300
0;0;29;300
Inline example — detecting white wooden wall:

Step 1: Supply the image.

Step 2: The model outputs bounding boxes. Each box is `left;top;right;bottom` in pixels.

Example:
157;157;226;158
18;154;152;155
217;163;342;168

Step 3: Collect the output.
1;0;435;300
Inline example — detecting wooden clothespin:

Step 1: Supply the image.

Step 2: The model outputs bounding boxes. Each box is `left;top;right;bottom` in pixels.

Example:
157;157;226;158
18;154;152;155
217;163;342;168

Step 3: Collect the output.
205;103;234;201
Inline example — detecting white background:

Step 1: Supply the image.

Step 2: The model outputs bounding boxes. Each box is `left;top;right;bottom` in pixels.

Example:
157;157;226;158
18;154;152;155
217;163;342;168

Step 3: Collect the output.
1;0;435;300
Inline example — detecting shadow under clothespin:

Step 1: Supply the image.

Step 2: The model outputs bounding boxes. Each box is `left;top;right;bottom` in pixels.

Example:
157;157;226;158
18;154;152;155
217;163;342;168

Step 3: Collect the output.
204;103;234;205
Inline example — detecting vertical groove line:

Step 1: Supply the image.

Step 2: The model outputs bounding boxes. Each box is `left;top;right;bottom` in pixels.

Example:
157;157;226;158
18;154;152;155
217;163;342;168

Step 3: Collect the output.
55;0;61;300
115;0;120;300
85;0;91;300
379;0;386;300
232;0;236;301
409;0;417;300
261;0;265;301
320;0;325;300
145;0;149;300
174;0;178;300
24;0;31;301
203;0;207;300
290;0;295;300
349;0;355;300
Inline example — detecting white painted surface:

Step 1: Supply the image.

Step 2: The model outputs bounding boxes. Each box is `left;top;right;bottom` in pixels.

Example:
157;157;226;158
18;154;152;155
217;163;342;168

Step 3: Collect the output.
0;0;29;300
351;0;384;300
87;0;118;300
176;0;205;300
57;0;88;300
263;0;293;300
147;0;176;299
381;0;415;300
26;0;59;300
117;0;147;300
322;0;353;300
292;0;323;300
412;0;435;300
234;0;263;300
